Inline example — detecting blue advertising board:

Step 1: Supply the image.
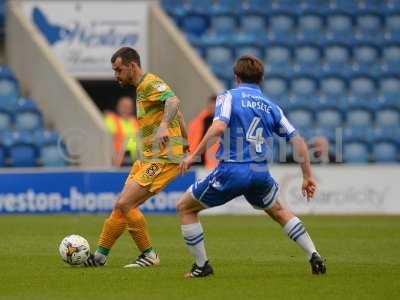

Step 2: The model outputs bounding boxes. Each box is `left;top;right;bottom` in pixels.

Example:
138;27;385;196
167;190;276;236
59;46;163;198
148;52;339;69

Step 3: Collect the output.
0;170;195;214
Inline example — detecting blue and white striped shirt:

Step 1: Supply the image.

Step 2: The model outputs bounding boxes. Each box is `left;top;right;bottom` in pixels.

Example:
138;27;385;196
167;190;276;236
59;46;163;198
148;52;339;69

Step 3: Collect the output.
214;83;297;163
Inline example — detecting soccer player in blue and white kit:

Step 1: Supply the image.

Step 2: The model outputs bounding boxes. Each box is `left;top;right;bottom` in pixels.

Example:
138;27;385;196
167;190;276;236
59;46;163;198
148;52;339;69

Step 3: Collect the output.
178;55;326;278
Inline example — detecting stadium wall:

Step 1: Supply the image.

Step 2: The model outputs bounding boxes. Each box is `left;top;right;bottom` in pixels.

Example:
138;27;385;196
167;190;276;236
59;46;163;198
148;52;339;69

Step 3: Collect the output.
5;1;113;167
0;166;399;215
148;2;223;122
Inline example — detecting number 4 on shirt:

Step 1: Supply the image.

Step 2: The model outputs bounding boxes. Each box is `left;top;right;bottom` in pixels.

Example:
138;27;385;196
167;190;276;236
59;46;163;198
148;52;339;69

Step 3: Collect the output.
246;117;264;153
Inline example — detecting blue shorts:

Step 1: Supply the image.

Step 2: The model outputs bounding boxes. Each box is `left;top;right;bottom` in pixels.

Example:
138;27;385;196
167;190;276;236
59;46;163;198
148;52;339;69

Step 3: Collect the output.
189;162;279;210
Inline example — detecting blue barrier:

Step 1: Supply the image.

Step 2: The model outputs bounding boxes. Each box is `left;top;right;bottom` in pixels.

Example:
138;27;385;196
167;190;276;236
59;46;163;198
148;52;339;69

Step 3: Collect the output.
0;170;195;214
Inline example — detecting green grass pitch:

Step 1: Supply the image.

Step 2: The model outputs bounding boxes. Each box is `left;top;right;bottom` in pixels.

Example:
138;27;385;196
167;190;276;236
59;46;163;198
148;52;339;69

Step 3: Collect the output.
0;215;399;300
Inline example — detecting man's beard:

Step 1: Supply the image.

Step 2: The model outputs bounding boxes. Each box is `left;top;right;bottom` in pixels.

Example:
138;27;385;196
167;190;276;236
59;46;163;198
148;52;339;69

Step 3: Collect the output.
120;74;134;87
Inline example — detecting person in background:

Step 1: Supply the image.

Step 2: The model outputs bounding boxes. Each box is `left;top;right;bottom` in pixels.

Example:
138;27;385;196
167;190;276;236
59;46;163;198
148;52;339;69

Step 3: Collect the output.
105;96;139;167
309;136;332;163
188;95;218;170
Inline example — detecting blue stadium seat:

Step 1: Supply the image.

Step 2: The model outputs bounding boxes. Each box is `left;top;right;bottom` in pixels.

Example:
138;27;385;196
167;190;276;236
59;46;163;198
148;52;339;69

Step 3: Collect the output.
355;12;383;37
380;75;400;101
235;46;263;60
0;109;12;131
385;12;400;36
343;126;370;144
15;99;43;131
373;94;400;111
370;127;400;144
343;142;370;163
225;31;256;49
326;12;354;41
181;14;209;36
352;43;380;73
324;43;351;65
323;43;351;74
240;14;266;33
290;75;318;100
320;75;348;99
0;79;19;112
384;0;400;11
20;113;42;130
382;43;400;71
40;144;67;167
197;32;229;47
0;129;15;147
263;75;289;100
264;43;292;76
212;64;233;83
33;129;59;147
297;13;324;41
372;142;398;162
315;108;344;128
293;43;322;75
268;12;296;36
205;46;234;66
7;131;38;167
208;43;234;83
375;108;400;128
9;144;37;167
349;75;377;100
346;108;373;127
287;108;314;129
211;15;237;34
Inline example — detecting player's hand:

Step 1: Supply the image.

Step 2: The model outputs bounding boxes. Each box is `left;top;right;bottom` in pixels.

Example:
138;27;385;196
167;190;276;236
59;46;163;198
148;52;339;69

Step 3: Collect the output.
302;176;317;201
155;122;169;149
180;154;194;175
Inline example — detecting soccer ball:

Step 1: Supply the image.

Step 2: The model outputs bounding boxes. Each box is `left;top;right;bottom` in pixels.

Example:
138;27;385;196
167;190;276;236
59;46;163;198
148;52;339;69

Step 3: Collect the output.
59;235;90;266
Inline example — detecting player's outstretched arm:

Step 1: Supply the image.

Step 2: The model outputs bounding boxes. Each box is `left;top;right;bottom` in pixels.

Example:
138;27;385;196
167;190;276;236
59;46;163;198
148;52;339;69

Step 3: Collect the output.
290;135;317;201
156;96;180;148
180;120;226;174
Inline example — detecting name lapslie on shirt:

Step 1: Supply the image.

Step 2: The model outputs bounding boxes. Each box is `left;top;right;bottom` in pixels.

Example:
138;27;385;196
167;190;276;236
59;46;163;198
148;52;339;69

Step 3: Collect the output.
241;99;271;113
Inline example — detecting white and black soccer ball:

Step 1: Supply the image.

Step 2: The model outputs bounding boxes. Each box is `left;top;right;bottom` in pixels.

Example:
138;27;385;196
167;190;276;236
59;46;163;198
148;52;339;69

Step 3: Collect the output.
59;235;90;266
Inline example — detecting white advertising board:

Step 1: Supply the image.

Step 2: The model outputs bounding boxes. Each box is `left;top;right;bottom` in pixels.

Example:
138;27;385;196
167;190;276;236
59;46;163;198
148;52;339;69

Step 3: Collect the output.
21;0;149;79
198;165;400;215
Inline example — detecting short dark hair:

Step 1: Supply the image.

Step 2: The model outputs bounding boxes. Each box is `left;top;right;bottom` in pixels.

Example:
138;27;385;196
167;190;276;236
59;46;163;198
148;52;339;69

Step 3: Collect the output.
111;47;141;67
233;55;264;84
